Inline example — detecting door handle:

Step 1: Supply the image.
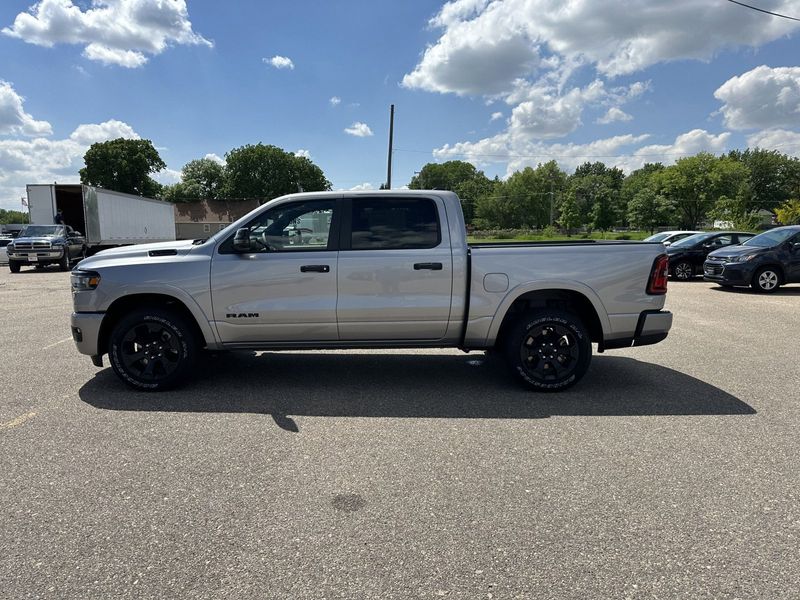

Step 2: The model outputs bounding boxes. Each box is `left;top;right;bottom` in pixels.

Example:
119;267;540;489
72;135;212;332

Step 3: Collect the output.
300;264;330;273
413;262;443;270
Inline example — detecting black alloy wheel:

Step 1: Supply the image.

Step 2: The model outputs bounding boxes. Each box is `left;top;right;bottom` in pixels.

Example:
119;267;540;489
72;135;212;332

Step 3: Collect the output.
109;308;197;391
505;309;591;392
672;260;693;280
751;267;781;293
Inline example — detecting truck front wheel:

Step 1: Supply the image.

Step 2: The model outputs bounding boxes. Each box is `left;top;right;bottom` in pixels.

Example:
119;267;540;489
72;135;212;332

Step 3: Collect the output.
108;308;198;391
9;261;21;273
504;309;592;392
59;250;70;271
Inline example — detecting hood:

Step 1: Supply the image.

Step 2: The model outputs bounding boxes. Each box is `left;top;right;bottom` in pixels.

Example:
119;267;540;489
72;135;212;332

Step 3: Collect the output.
707;245;759;259
13;235;63;243
78;239;198;268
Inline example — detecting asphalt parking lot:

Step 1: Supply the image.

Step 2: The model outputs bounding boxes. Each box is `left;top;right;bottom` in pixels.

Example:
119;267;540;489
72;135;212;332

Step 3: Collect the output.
1;268;799;599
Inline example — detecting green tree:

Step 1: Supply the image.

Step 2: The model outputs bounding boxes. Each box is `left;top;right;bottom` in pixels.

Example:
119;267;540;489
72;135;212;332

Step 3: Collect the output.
223;144;330;200
80;138;166;197
557;191;581;235
567;162;624;228
163;158;226;203
0;209;30;224
658;153;748;229
409;160;493;225
775;199;800;225
727;148;800;214
627;189;674;233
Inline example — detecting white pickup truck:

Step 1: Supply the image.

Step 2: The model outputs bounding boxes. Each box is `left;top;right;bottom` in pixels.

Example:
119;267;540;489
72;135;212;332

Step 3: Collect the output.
70;190;672;391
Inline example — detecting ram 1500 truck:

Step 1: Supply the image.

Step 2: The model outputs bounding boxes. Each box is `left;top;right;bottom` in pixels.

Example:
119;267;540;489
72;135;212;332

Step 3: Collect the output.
70;190;672;392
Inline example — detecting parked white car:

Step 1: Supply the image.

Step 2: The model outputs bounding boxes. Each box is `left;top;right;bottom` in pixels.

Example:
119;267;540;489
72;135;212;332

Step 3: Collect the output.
643;230;703;246
0;237;13;265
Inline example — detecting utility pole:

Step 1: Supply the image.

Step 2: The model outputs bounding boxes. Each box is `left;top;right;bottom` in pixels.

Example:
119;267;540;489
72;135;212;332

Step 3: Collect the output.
386;104;395;189
549;178;554;226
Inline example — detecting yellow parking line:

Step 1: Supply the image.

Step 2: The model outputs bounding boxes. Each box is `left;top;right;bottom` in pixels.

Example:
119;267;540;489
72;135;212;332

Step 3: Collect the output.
42;337;72;350
0;411;37;431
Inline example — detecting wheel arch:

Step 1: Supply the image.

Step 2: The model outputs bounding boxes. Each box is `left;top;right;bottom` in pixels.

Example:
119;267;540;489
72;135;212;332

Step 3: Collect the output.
490;284;608;351
98;293;213;356
752;263;785;284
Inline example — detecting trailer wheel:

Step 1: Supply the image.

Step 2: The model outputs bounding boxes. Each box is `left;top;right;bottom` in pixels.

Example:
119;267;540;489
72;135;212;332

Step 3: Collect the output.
504;309;592;392
108;307;198;391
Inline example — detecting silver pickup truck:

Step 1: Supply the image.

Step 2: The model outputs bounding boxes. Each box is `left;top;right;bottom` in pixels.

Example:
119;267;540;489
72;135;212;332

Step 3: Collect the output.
70;190;672;392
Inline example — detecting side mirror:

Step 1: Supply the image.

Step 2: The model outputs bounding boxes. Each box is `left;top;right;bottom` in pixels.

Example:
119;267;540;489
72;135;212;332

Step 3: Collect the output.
232;228;252;252
792;242;800;251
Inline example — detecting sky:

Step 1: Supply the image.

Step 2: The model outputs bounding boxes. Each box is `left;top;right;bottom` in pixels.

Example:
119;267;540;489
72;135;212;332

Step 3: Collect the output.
2;0;800;211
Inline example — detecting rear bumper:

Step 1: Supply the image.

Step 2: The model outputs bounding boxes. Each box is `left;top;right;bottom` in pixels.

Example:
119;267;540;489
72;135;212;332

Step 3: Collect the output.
71;312;105;358
602;309;672;351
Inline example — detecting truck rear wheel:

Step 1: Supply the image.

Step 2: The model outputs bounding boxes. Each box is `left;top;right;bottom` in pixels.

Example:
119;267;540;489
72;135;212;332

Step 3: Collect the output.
108;308;198;391
504;309;591;392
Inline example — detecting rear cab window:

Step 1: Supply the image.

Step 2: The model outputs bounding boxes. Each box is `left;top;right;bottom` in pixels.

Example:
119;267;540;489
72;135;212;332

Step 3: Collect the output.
346;197;441;250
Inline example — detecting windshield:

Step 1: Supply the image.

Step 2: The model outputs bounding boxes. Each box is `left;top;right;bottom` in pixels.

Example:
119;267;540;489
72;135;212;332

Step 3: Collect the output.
20;225;63;237
644;232;670;242
742;228;798;248
669;232;713;248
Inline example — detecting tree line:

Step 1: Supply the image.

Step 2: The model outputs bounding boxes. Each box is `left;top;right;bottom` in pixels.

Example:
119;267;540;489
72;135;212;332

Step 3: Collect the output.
76;138;800;229
78;139;330;204
409;152;800;231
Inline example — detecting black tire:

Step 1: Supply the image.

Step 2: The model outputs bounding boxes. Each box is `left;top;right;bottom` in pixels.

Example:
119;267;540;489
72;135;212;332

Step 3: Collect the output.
108;308;198;391
59;250;70;271
504;309;592;392
9;261;20;273
671;260;693;280
751;266;781;293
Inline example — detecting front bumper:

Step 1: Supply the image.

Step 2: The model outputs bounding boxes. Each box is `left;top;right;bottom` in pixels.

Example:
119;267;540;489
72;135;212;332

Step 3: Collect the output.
8;249;66;263
71;312;105;359
703;261;755;286
603;310;672;351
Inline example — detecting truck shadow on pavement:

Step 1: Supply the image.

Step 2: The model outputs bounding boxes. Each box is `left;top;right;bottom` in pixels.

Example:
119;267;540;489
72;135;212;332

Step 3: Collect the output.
78;353;755;431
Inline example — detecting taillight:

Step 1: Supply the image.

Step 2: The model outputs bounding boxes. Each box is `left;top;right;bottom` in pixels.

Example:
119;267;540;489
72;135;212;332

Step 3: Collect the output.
647;254;669;295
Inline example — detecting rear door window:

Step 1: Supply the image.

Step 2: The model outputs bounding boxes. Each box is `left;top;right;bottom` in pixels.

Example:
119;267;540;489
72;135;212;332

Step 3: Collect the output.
349;198;440;250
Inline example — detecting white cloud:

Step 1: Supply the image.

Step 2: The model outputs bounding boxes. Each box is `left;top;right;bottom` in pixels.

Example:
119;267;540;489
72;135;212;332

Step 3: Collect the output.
152;167;181;185
715;65;800;130
404;0;800;97
204;152;225;165
0;119;141;210
0;81;52;137
294;149;311;159
2;0;212;68
596;107;633;125
344;122;373;137
746;129;800;156
490;111;503;122
264;55;294;70
69;119;139;145
432;128;730;176
349;182;375;191
329;96;341;106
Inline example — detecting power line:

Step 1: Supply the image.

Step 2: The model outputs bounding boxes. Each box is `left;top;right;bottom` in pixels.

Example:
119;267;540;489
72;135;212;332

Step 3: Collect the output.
725;0;800;22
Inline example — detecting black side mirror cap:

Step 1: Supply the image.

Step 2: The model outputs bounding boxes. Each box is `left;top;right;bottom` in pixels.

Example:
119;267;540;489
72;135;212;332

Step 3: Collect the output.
232;228;252;252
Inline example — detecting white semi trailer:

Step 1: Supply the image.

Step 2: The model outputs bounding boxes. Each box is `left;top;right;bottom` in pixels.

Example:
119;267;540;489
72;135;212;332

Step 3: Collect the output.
26;184;175;251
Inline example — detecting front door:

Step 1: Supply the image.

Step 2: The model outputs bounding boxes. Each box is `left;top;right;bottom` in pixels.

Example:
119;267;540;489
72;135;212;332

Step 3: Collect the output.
210;198;340;343
336;196;453;340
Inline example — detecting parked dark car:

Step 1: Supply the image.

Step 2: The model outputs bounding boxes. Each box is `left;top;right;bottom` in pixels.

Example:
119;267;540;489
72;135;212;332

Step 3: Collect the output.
6;224;87;273
666;231;755;280
703;225;800;293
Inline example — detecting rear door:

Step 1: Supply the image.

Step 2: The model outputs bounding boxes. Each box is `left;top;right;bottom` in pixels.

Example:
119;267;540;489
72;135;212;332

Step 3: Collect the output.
210;198;340;343
336;196;453;340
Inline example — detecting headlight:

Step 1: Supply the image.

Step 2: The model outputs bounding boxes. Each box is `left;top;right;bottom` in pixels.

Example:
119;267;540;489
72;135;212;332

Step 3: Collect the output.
71;271;101;291
727;254;756;263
